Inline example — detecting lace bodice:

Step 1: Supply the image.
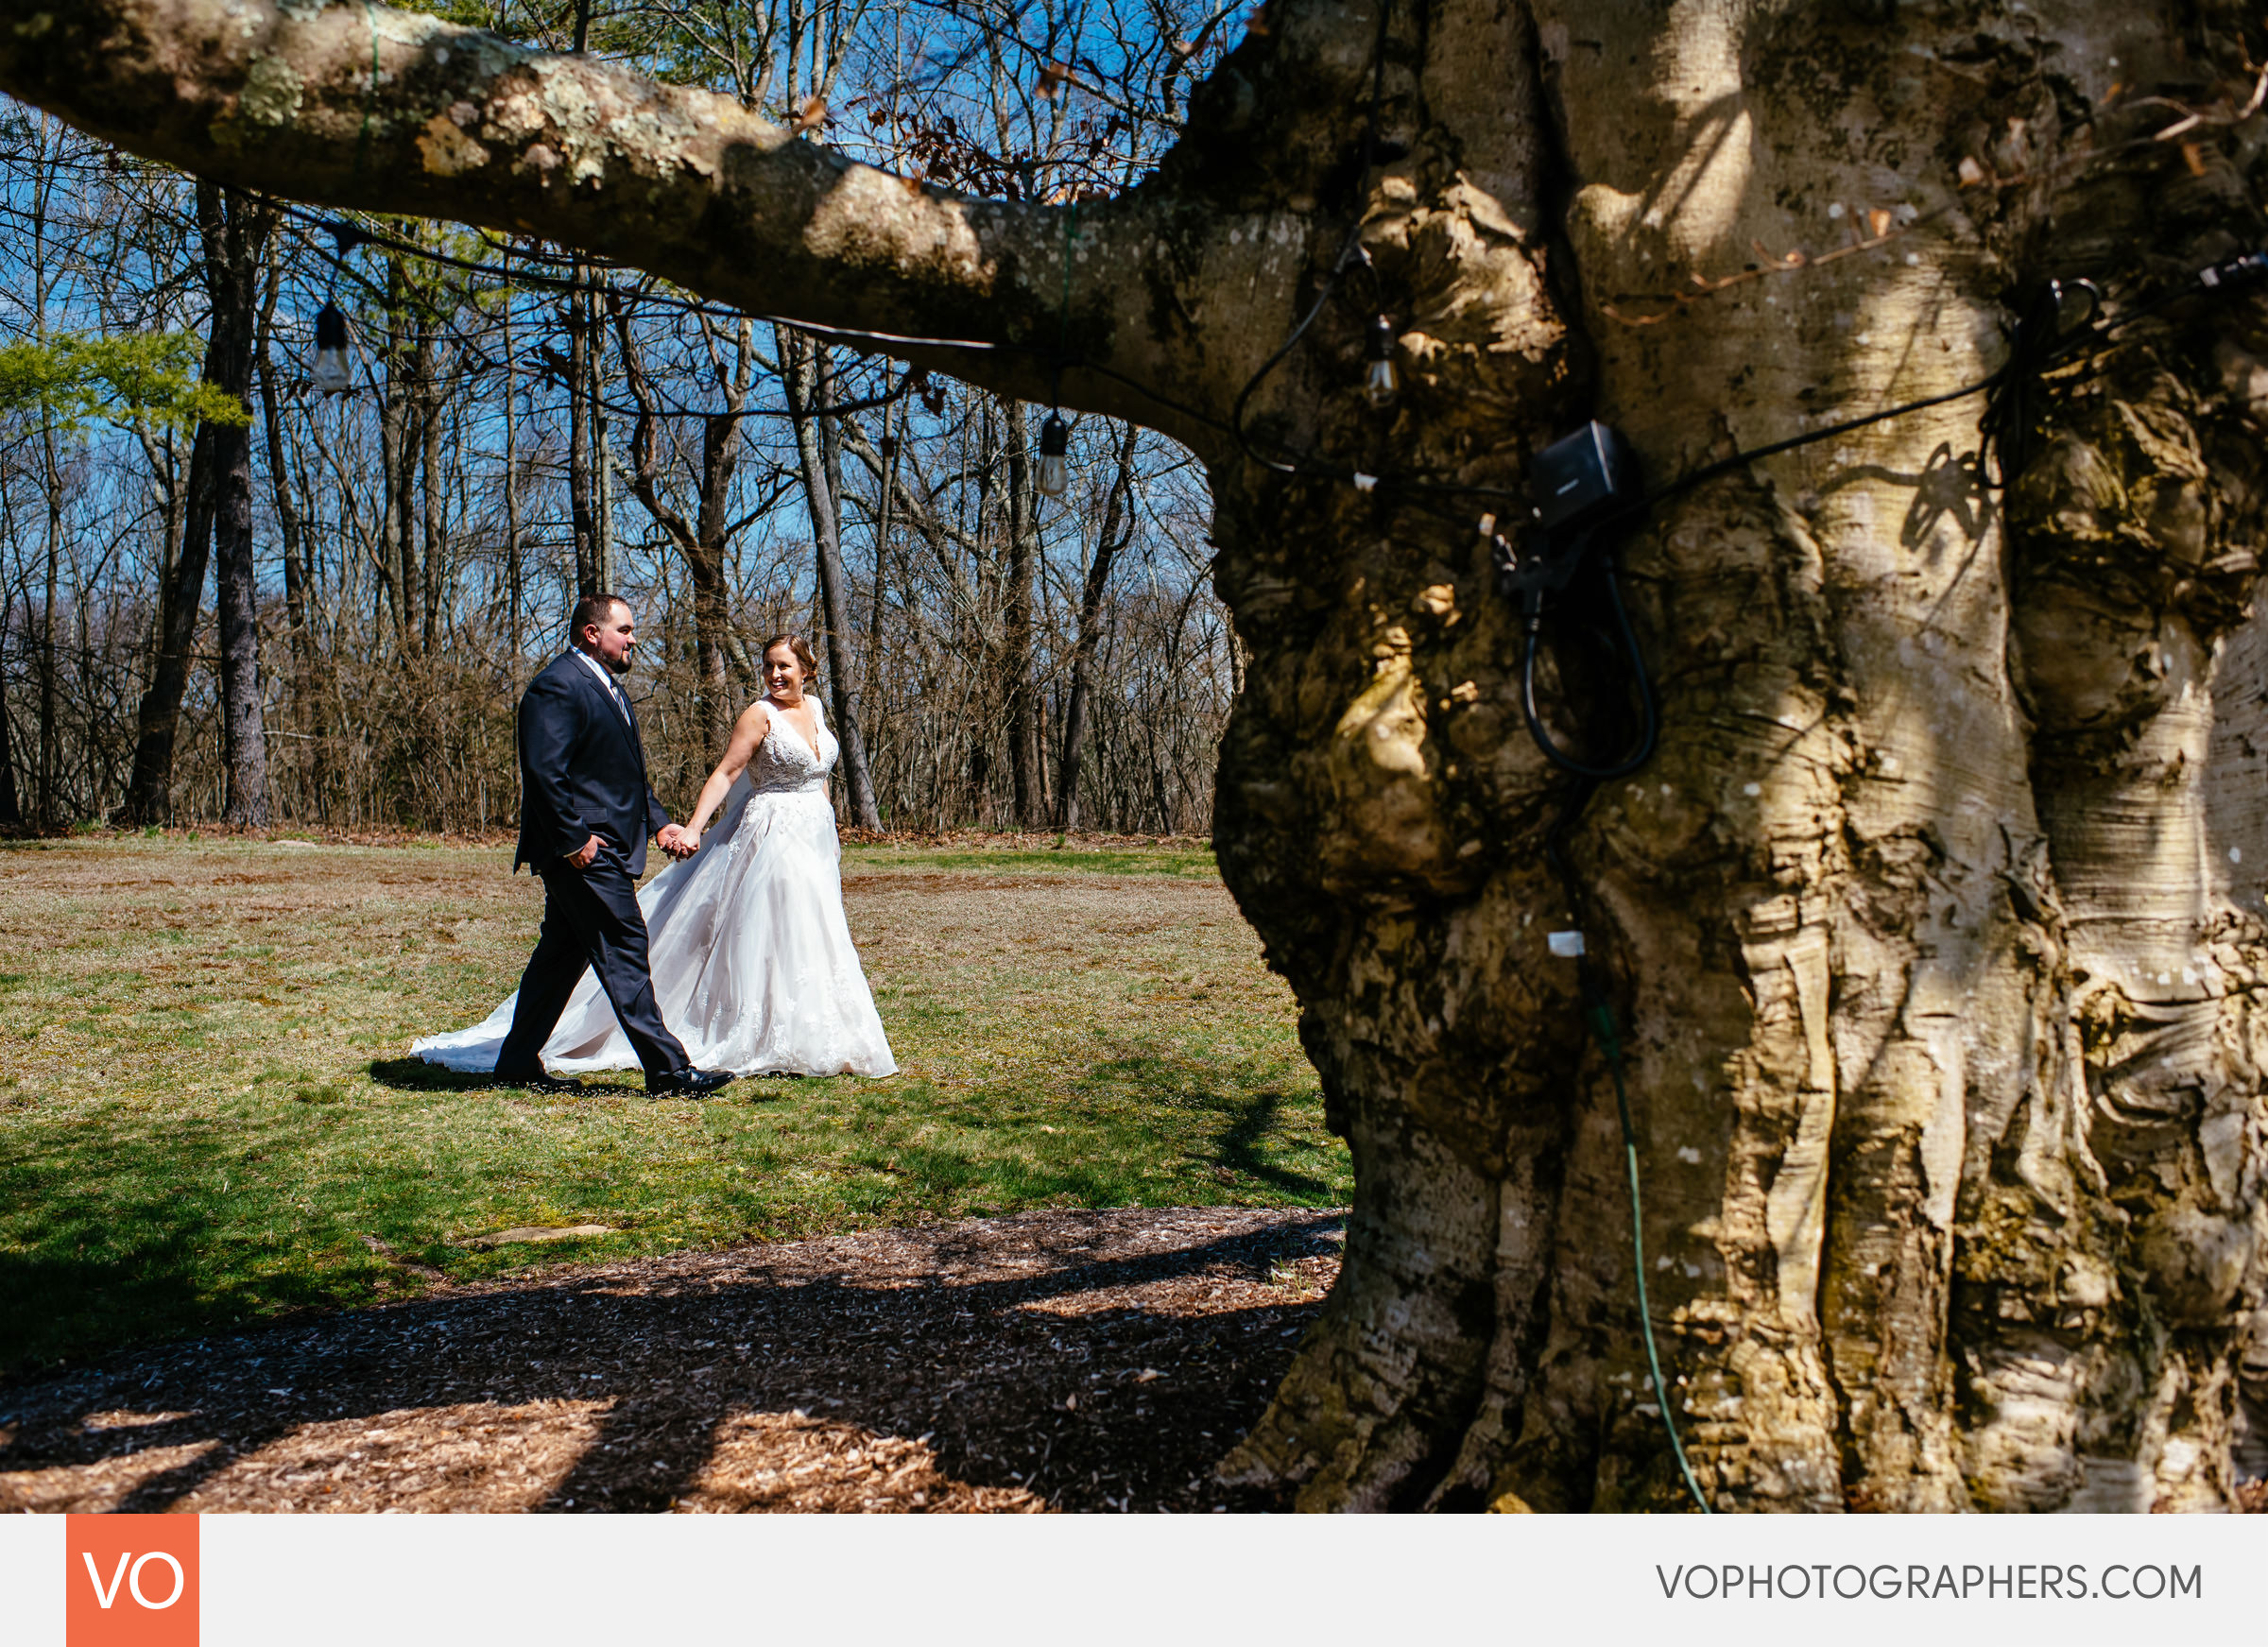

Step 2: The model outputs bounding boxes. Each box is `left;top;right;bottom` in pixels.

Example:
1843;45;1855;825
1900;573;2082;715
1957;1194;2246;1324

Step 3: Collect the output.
748;699;837;796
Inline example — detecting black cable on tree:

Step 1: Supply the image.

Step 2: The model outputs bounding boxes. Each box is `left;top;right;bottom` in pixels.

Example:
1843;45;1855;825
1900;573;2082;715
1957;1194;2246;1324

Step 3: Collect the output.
272;132;2268;1515
1225;0;1399;482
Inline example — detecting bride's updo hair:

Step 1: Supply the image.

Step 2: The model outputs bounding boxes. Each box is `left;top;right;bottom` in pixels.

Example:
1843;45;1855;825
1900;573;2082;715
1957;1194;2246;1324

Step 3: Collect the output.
760;632;819;683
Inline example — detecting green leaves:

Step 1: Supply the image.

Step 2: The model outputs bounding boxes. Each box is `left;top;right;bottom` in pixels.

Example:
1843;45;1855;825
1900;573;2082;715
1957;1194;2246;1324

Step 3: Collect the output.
0;329;250;433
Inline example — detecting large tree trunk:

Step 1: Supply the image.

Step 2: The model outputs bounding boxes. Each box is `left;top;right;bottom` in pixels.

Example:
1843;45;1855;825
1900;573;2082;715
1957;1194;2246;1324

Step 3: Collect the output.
1211;0;2268;1514
20;0;2268;1512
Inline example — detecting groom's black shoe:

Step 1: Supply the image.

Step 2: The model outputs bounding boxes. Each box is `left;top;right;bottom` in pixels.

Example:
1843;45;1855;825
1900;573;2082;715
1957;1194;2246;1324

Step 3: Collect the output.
648;1066;735;1099
490;1065;583;1094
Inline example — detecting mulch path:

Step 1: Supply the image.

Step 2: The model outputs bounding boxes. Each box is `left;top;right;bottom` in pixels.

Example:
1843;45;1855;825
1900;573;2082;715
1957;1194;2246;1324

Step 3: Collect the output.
1;1207;1343;1514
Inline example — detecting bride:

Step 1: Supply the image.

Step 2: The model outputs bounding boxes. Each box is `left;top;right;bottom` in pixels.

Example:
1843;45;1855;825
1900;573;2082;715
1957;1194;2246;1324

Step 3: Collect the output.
414;634;898;1079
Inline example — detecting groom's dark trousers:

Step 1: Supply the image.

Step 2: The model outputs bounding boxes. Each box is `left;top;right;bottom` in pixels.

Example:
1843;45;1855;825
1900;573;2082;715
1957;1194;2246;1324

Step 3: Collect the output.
495;650;691;1081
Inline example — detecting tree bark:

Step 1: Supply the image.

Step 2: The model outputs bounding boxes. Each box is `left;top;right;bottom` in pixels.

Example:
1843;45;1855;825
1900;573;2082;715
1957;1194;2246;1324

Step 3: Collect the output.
35;412;60;829
566;271;602;599
198;185;279;829
28;127;62;831
419;349;445;653
1001;398;1043;829
1211;0;2268;1515
125;181;269;827
782;328;884;831
863;375;895;714
26;0;2268;1512
502;288;523;659
213;409;269;829
123;419;215;827
374;258;418;646
1057;421;1140;832
210;187;276;827
254;258;309;657
0;610;21;829
688;392;742;760
255;311;323;823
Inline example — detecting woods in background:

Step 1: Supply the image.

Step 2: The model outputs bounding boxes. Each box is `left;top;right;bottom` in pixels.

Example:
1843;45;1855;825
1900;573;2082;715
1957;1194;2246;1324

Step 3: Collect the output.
0;0;1237;838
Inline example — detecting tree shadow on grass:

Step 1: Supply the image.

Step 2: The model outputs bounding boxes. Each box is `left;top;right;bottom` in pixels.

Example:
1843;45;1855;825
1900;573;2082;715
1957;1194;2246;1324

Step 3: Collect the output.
0;1210;1346;1514
0;1213;357;1384
1082;1052;1338;1201
1214;1087;1334;1198
3;1099;455;1379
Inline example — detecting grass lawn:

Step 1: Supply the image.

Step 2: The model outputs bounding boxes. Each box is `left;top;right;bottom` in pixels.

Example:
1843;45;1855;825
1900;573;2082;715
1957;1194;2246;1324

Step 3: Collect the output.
0;832;1344;1379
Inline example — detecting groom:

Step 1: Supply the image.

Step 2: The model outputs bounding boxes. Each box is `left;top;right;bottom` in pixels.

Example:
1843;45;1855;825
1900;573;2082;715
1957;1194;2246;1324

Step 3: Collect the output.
492;592;734;1100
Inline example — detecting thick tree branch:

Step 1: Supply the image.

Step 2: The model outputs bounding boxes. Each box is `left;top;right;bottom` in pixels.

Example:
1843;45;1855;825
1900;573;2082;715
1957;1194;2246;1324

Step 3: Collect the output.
0;0;1363;447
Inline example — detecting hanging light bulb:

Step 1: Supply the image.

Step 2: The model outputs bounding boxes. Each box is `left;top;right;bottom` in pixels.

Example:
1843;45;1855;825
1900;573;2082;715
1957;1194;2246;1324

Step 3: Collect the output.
1037;412;1072;499
1364;315;1400;408
311;300;354;394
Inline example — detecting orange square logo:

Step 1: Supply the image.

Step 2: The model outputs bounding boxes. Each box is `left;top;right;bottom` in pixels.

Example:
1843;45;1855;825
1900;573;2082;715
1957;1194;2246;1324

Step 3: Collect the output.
64;1516;198;1647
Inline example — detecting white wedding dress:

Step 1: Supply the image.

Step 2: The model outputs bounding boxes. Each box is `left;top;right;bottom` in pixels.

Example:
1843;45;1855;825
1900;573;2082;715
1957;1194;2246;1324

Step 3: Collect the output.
413;696;898;1078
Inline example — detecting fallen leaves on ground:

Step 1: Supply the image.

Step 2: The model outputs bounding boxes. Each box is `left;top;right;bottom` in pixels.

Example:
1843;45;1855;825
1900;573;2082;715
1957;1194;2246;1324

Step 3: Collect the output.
1;1207;1342;1514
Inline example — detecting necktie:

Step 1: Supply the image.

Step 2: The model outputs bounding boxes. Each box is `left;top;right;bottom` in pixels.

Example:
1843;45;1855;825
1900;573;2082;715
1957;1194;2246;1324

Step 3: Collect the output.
579;652;633;729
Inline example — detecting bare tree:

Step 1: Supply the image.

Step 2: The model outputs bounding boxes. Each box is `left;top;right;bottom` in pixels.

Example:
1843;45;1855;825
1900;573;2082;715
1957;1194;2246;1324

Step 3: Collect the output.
16;0;2262;1516
122;180;268;825
1057;419;1138;830
209;185;278;825
780;326;882;828
611;297;776;758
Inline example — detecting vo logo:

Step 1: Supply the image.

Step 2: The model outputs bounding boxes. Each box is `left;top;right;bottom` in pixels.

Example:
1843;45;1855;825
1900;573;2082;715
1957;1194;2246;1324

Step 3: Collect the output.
64;1516;198;1646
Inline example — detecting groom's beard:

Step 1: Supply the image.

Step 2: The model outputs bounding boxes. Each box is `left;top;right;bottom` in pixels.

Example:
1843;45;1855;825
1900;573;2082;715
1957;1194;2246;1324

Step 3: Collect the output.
584;642;635;675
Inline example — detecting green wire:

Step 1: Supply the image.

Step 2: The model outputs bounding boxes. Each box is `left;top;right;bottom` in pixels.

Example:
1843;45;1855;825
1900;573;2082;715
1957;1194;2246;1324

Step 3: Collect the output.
1589;999;1712;1513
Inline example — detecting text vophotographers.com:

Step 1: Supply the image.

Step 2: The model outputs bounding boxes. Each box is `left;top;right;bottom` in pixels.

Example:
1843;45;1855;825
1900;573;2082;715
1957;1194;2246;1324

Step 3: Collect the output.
1656;1562;2201;1603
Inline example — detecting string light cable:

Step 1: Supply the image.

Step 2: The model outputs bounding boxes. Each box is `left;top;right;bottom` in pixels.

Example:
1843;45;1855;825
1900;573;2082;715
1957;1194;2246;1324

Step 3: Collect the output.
279;148;2268;1527
1224;0;1398;478
263;159;2268;1512
269;201;1237;437
1506;247;2268;1510
1037;201;1083;500
1359;249;2268;783
270;115;2268;1504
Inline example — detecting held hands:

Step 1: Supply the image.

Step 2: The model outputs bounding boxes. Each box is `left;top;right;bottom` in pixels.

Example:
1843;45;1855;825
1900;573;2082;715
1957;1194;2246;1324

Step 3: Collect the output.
565;829;695;867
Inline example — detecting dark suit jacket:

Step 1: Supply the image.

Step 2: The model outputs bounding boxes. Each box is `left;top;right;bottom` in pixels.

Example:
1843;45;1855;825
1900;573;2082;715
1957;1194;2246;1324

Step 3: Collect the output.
513;651;671;875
